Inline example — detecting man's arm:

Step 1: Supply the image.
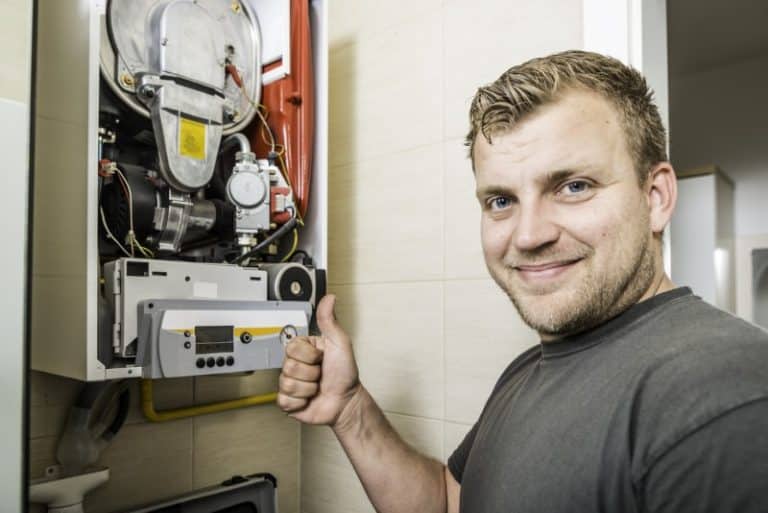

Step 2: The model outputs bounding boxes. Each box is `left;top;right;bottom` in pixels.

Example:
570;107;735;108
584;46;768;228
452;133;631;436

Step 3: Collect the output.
277;295;460;513
333;385;460;513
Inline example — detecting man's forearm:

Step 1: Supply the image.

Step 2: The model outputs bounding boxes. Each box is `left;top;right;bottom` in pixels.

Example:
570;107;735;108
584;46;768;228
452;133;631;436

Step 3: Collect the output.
333;385;447;513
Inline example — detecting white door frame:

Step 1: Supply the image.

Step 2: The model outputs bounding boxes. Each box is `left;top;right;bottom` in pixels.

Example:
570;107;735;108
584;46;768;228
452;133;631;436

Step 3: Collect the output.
582;0;671;273
0;1;34;510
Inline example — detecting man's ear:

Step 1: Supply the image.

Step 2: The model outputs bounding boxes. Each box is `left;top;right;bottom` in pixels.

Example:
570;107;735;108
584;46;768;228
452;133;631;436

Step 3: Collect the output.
645;162;677;235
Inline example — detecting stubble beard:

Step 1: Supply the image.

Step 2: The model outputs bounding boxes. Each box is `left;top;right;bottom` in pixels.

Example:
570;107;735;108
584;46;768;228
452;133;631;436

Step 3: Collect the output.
491;231;657;339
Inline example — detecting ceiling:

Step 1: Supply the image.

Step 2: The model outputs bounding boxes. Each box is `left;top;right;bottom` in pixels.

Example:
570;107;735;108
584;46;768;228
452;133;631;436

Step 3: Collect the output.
668;0;768;75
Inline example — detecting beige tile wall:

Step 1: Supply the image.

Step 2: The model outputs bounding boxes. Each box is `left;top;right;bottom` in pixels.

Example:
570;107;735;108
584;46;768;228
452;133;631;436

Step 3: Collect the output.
302;1;583;511
29;370;299;512
0;0;31;103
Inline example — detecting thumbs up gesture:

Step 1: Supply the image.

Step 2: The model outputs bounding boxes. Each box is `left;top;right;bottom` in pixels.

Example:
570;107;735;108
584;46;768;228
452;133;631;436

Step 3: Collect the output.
277;294;362;426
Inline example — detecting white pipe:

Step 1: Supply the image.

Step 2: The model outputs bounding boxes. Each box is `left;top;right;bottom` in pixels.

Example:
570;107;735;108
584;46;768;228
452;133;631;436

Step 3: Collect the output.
220;133;251;154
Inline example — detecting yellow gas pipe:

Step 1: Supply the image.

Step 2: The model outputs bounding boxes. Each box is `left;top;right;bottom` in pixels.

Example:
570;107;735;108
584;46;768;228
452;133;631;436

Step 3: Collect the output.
141;379;278;422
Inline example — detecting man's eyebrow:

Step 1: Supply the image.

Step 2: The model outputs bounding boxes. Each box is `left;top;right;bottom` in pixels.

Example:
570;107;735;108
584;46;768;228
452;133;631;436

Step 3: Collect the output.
542;169;578;184
475;185;516;200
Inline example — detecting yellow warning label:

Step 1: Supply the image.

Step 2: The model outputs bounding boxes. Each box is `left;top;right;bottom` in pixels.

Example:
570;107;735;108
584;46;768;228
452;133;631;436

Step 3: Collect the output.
179;117;206;160
172;327;284;337
234;327;283;337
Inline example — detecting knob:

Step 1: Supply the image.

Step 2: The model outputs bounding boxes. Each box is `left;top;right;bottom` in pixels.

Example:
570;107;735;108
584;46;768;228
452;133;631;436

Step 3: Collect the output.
226;356;235;366
206;357;215;368
216;357;225;367
196;358;205;369
240;332;252;344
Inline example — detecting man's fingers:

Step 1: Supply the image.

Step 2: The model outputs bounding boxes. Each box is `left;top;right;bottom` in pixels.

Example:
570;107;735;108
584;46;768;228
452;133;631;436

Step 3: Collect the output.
282;357;321;382
285;337;324;364
276;393;307;413
279;374;319;398
316;294;347;344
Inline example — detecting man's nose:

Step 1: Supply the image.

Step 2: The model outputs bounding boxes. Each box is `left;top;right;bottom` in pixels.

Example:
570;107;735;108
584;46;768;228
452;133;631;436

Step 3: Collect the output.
513;200;560;252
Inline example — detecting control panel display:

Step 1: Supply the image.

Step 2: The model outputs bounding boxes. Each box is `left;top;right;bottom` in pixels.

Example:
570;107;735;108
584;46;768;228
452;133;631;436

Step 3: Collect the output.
195;325;234;354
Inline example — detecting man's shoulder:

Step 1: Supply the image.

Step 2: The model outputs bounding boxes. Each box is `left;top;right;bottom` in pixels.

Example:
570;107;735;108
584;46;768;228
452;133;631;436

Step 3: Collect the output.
628;295;768;474
640;294;768;379
605;293;768;402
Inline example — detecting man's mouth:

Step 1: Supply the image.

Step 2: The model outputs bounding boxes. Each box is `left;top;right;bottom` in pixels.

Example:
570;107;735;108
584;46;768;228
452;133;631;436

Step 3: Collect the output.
513;258;584;282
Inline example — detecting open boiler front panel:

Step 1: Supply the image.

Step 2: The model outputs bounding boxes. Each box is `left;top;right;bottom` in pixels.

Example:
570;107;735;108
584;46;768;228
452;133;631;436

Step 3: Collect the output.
31;0;328;381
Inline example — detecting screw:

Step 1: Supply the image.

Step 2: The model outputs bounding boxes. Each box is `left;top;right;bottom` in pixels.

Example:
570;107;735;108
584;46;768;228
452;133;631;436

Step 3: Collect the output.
120;73;135;87
139;85;155;99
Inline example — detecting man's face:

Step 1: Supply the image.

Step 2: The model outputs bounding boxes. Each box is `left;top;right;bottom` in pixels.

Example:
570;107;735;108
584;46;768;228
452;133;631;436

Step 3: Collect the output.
474;89;657;339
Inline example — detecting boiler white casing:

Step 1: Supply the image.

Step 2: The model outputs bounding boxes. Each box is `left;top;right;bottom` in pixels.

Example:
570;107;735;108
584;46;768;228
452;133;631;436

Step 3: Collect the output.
30;0;328;381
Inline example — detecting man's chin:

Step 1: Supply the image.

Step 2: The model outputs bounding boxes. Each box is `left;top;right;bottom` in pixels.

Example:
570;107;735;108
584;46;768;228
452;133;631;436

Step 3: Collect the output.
506;286;581;333
506;275;574;299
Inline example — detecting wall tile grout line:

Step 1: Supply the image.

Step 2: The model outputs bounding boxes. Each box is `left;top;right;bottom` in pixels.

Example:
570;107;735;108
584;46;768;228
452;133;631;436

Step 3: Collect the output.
328;276;495;288
327;140;446;171
441;2;449;463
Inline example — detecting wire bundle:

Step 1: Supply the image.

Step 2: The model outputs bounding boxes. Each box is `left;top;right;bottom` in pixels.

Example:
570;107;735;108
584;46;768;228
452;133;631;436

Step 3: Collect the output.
99;162;154;258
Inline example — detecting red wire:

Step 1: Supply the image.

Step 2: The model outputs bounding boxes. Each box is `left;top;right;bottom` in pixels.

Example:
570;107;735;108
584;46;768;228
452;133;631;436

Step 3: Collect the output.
225;64;243;88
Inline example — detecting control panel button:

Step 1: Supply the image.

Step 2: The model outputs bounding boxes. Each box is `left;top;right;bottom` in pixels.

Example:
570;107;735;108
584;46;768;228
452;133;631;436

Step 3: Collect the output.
226;356;235;366
206;357;215;368
216;357;225;367
240;331;252;344
196;358;205;369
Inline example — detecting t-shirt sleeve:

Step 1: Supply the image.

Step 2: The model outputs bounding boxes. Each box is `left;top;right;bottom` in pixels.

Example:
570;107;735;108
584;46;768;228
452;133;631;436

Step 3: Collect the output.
641;398;768;513
447;421;479;484
446;345;541;485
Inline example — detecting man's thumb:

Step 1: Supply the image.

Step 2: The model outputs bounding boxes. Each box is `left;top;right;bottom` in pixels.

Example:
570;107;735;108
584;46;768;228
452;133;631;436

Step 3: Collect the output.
316;294;345;343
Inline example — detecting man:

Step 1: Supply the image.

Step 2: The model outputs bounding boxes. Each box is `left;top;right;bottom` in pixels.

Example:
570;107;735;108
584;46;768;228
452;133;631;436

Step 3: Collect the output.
277;51;768;512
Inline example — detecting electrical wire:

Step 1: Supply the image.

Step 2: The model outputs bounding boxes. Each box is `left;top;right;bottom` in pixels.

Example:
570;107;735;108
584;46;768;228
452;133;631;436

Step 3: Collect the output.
100;207;132;257
112;168;134;256
289;249;312;264
276;150;303;226
113;166;154;258
224;65;305;256
225;64;297;197
232;216;298;265
280;229;299;263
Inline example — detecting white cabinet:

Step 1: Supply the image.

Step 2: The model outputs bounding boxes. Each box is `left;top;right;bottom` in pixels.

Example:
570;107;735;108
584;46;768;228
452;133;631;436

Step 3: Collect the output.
671;165;735;312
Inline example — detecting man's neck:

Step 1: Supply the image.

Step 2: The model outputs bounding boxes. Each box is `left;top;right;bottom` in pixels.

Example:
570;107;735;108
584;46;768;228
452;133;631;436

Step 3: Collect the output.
638;272;676;303
538;267;677;343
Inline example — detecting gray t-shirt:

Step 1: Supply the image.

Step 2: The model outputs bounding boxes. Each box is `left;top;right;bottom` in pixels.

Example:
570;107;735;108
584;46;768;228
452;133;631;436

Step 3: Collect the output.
448;288;768;512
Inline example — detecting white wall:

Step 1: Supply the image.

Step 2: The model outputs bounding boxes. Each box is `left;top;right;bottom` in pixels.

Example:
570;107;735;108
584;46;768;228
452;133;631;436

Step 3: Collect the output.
670;54;768;237
0;0;33;511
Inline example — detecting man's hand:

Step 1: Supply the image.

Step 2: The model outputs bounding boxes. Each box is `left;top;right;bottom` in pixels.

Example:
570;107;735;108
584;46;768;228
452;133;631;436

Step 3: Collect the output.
279;295;457;513
277;294;362;426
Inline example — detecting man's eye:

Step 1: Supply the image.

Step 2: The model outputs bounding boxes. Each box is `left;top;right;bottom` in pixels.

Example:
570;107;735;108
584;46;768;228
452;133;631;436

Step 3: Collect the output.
489;196;511;210
561;180;590;195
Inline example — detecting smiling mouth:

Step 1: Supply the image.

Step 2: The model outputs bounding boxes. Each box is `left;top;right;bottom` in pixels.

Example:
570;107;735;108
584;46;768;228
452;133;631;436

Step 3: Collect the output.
513;258;584;281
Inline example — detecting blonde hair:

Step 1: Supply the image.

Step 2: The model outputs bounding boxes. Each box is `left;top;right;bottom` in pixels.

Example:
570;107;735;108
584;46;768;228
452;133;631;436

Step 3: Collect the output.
466;50;667;181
